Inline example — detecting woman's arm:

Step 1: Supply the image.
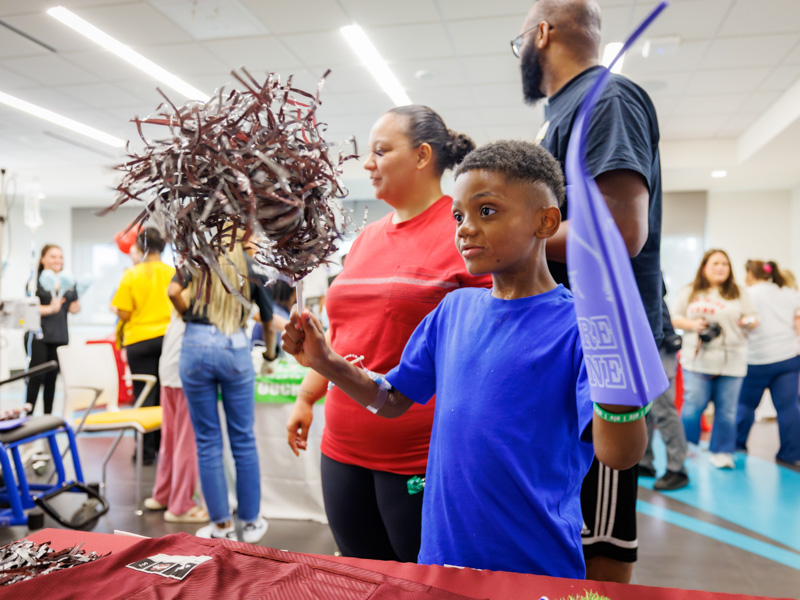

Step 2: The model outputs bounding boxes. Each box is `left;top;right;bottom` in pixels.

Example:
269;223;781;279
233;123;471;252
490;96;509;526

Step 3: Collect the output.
116;308;132;322
68;300;81;314
168;281;188;315
286;368;328;456
269;313;289;332
671;316;707;332
38;297;64;316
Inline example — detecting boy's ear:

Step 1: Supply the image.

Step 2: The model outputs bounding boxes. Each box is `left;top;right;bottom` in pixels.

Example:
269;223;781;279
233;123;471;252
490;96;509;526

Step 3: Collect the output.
535;205;562;239
416;143;433;170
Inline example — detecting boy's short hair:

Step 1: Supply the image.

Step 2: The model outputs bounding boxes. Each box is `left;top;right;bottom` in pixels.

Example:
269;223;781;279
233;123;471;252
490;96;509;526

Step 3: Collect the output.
137;226;166;254
455;140;566;207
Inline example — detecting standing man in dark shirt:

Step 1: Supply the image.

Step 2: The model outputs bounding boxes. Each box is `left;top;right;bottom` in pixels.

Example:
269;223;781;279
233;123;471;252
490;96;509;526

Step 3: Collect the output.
515;0;663;583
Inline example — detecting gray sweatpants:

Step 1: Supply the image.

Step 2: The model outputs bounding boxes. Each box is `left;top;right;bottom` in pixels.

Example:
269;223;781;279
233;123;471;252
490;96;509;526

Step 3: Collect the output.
642;348;689;474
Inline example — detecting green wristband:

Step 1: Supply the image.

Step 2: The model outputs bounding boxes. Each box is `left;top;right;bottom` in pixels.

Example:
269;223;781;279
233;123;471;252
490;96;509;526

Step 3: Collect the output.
593;401;653;423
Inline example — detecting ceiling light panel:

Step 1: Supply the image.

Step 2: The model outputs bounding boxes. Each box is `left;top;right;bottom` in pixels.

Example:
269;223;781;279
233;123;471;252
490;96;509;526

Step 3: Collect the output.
47;6;209;101
601;42;625;74
0;90;125;147
340;24;410;107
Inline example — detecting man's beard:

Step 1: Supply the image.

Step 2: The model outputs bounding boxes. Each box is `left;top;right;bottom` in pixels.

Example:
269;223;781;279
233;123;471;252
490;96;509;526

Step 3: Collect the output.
521;47;546;104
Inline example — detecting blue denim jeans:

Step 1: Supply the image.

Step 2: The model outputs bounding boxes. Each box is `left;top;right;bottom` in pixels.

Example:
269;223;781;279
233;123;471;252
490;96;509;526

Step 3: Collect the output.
681;370;742;454
736;355;800;463
180;324;259;524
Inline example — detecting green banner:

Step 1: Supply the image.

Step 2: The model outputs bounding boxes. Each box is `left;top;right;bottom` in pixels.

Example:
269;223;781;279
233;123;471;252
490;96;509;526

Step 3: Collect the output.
254;360;323;404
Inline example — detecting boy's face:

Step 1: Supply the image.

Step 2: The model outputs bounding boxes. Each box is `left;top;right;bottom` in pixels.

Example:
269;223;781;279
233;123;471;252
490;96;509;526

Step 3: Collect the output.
452;169;560;277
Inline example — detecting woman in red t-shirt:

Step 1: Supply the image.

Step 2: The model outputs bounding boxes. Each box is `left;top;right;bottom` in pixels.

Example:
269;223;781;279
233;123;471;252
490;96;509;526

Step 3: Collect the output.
286;105;490;562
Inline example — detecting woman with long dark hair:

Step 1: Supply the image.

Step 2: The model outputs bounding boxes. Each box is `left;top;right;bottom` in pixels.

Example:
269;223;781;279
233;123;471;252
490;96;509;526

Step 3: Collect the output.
285;105;490;562
671;249;758;469
736;260;800;466
25;244;80;414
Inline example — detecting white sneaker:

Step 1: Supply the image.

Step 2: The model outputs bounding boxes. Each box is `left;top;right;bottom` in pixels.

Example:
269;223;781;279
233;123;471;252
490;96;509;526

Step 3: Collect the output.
709;452;735;469
196;521;236;540
241;517;268;544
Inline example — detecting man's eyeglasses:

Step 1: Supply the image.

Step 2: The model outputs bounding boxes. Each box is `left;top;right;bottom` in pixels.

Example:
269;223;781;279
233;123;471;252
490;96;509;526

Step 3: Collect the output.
510;23;553;58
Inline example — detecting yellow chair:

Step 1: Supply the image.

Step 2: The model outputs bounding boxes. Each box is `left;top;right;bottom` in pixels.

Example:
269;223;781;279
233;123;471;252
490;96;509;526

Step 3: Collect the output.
57;343;160;514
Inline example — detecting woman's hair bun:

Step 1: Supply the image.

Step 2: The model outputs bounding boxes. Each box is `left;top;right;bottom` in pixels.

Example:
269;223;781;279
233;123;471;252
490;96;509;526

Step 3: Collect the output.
442;130;476;170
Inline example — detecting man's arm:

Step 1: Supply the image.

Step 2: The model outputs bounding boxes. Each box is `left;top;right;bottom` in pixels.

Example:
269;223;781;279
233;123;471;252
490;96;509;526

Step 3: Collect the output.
546;169;649;263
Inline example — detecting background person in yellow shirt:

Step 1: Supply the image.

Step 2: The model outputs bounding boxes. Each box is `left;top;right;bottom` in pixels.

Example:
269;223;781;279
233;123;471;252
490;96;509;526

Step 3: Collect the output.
112;227;175;465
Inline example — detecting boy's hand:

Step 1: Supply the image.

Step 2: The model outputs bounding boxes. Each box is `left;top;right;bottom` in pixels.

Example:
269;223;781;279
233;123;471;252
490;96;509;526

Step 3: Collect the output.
281;306;329;368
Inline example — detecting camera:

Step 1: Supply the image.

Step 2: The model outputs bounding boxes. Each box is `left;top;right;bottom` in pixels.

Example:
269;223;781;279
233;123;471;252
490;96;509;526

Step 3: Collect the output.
698;322;722;342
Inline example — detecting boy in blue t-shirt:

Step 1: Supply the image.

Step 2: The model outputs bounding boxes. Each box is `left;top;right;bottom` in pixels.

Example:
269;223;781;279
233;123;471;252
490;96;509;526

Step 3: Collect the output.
282;140;647;578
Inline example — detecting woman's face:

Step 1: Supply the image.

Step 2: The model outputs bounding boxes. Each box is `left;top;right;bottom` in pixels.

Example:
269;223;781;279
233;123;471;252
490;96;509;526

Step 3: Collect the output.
363;113;420;206
703;252;730;286
41;247;63;273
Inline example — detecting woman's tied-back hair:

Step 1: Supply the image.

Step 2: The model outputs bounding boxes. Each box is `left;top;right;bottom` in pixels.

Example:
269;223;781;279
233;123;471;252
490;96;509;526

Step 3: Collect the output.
387;105;476;174
38;244;61;275
690;248;740;301
745;259;786;287
454;139;566;207
188;238;251;336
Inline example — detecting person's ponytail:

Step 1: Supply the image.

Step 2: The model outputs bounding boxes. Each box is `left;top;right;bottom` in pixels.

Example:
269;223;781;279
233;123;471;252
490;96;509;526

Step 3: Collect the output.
441;130;476;171
388;105;475;174
767;261;786;287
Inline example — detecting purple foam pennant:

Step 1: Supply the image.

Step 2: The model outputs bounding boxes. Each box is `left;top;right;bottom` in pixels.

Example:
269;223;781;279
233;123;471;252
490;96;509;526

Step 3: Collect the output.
565;2;669;408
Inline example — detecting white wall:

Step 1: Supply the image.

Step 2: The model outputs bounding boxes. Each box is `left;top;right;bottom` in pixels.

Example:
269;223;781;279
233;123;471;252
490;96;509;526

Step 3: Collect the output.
661;191;707;305
706;189;794;284
791;186;800;275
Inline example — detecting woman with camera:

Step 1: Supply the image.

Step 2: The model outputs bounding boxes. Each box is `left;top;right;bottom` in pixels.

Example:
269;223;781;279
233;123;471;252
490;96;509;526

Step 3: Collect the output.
735;260;800;466
672;249;758;470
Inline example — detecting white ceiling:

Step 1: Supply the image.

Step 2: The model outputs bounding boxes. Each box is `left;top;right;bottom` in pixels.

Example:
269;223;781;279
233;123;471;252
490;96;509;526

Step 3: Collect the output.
0;0;799;206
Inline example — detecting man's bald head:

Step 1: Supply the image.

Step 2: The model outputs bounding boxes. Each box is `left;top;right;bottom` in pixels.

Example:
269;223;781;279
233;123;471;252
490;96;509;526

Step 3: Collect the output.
525;0;602;62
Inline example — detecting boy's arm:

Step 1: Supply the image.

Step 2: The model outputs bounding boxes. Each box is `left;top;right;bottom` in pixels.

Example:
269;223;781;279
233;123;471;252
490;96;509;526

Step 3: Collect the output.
592;403;648;471
282;307;414;419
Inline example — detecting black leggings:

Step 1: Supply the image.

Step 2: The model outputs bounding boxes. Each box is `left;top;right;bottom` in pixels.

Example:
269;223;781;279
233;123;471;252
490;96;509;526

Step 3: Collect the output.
125;336;163;459
25;335;62;414
320;453;424;563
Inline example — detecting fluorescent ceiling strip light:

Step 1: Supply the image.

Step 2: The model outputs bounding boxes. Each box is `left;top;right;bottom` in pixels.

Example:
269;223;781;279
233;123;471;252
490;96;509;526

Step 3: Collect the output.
0;90;124;147
601;42;625;74
340;24;411;107
47;6;209;102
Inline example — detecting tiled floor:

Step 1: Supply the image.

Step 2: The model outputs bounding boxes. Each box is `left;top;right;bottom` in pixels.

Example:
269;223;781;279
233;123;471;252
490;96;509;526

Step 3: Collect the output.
1;385;798;598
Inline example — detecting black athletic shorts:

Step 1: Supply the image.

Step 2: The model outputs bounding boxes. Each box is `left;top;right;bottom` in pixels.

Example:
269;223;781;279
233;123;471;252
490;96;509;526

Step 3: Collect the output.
580;458;638;563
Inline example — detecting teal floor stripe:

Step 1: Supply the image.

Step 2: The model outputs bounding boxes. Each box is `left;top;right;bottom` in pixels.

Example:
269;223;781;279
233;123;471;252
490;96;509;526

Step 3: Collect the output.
637;500;800;571
641;432;800;551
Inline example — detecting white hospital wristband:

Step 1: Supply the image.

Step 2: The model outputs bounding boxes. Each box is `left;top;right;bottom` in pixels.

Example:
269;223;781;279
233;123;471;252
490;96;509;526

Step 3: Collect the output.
366;372;392;414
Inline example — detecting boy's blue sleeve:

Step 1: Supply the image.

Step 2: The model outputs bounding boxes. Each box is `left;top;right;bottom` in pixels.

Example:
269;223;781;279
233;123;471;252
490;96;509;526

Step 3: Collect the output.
385;305;439;405
575;342;594;443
